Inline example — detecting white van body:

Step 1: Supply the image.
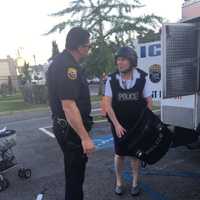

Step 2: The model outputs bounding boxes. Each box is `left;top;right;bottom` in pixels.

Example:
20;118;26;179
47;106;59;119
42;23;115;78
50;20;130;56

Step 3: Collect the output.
161;21;200;130
137;41;162;102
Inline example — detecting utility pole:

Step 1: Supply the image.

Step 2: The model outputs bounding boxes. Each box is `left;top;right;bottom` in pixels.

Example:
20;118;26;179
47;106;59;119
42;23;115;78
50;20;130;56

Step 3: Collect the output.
33;54;36;66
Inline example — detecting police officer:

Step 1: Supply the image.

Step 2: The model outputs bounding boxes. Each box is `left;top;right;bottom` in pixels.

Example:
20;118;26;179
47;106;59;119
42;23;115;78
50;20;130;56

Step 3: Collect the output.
104;47;152;196
47;27;95;200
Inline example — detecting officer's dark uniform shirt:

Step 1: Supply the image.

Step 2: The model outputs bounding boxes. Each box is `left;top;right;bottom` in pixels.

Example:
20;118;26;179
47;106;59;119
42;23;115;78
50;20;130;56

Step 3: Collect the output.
47;49;91;121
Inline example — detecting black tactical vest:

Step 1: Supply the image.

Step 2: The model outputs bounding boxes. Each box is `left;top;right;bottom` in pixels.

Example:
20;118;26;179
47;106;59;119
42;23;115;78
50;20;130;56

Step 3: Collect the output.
109;69;147;129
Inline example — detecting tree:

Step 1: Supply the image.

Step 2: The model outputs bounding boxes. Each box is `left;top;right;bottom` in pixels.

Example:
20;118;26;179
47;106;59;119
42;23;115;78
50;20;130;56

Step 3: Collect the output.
23;62;31;83
49;40;59;61
137;29;160;43
18;62;31;85
46;0;163;94
47;0;162;41
83;42;115;95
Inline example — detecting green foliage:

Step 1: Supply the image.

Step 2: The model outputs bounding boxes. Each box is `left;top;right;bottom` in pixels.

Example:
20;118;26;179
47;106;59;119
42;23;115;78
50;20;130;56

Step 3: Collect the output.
137;29;160;43
0;77;15;97
0;92;22;101
18;62;31;86
49;40;59;61
47;0;162;42
83;43;115;77
0;83;9;97
0;98;47;114
20;85;48;104
46;0;163;94
23;62;31;83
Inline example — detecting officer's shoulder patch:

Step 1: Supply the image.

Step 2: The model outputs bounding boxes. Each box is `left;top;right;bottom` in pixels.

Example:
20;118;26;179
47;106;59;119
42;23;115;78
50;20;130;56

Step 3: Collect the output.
66;67;77;80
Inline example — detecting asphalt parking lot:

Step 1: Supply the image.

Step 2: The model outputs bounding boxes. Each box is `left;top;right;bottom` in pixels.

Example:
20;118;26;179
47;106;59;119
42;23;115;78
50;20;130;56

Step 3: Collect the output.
0;108;200;200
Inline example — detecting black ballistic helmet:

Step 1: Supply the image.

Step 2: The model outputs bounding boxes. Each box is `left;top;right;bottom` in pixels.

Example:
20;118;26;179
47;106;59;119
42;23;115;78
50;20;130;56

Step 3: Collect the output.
115;46;138;67
65;27;90;50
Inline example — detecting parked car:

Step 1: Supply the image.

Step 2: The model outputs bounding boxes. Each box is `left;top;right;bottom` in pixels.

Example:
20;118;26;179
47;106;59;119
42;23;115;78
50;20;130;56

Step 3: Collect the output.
87;77;100;84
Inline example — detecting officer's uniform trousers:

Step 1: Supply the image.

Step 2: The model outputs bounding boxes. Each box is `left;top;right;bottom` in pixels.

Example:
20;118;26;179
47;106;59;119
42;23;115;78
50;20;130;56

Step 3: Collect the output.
53;122;88;200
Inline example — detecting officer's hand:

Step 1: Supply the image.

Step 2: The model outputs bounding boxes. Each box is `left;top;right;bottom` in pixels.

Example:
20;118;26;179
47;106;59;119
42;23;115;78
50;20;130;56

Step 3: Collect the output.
115;123;126;138
81;137;95;155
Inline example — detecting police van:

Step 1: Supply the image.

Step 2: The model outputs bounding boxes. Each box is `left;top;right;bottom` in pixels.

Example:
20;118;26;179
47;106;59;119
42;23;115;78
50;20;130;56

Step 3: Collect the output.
136;1;200;147
137;41;162;103
161;0;200;133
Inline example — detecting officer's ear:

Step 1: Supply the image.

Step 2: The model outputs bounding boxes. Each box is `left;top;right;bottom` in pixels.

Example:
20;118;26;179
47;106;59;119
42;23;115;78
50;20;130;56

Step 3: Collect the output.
76;46;83;55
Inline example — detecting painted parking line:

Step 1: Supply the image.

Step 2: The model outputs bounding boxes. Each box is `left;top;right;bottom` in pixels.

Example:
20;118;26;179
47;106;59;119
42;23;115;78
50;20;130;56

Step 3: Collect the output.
39;123;200;200
39;108;160;144
38;119;108;138
39;126;55;138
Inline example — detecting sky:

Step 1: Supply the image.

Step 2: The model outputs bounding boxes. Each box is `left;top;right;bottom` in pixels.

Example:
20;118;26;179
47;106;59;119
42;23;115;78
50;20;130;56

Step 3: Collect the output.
0;0;184;65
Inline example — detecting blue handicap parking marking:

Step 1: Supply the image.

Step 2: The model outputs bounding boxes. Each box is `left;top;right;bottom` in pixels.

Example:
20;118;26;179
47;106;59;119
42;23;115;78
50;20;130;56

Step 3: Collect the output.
141;169;200;178
123;170;169;200
92;130;200;200
123;168;200;200
92;134;113;150
92;133;168;199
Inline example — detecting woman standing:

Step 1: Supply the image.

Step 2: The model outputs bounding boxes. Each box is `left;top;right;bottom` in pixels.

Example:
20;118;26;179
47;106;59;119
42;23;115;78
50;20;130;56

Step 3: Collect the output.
104;47;152;196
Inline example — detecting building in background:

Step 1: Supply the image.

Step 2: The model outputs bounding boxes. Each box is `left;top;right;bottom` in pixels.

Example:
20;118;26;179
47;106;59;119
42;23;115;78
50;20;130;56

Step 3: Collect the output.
0;56;18;90
30;64;49;85
160;0;200;130
182;0;200;21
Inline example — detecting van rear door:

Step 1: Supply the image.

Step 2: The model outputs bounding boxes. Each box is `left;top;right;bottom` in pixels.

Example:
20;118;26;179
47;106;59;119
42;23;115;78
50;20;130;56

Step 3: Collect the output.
162;23;198;98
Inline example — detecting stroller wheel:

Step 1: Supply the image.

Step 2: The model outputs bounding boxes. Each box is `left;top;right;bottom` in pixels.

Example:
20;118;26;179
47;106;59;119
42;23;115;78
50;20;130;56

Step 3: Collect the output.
18;168;31;179
0;180;4;192
2;178;9;189
24;169;31;179
18;168;24;178
0;178;9;192
0;175;4;181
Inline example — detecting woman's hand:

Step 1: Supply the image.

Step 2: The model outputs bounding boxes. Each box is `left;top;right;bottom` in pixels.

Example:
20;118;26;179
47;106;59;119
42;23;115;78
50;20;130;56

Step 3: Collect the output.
114;123;126;138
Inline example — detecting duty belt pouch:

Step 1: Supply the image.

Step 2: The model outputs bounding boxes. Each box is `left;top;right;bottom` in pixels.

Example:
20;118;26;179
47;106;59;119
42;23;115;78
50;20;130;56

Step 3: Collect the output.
121;108;173;165
53;118;82;150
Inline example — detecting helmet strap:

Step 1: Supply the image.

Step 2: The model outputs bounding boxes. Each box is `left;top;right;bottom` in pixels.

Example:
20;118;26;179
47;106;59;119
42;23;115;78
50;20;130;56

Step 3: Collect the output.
120;67;133;77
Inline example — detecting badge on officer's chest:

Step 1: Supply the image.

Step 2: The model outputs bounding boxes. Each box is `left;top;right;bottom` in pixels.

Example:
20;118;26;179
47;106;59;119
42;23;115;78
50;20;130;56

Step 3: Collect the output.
67;67;77;80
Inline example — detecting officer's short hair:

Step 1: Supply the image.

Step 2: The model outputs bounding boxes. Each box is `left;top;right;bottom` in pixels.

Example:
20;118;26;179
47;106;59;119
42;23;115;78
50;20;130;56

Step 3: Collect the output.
65;27;90;50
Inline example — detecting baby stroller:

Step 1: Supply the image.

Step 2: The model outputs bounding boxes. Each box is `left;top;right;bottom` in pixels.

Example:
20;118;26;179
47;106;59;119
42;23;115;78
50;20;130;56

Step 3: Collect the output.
0;127;31;192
